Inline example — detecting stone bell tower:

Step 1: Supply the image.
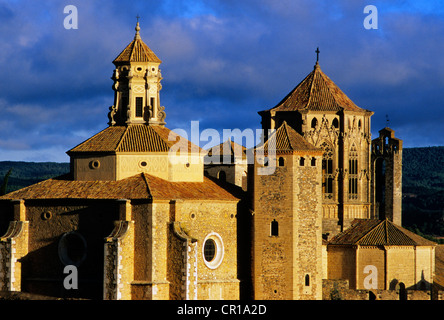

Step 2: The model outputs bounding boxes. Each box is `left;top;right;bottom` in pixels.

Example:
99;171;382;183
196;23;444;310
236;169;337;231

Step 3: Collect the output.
250;122;324;300
67;22;204;183
108;21;166;126
258;52;374;237
371;127;403;226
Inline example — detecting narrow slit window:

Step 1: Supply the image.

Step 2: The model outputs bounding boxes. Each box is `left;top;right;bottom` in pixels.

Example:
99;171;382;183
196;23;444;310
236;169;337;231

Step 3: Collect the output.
305;274;310;286
278;157;285;167
271;219;279;236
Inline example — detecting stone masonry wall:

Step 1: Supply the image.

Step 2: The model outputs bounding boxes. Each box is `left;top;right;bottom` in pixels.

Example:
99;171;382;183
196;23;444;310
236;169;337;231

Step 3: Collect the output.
252;152;323;300
293;154;323;300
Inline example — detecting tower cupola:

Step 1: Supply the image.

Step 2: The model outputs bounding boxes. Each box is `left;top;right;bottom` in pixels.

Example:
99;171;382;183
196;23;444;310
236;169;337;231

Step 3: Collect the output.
108;22;165;126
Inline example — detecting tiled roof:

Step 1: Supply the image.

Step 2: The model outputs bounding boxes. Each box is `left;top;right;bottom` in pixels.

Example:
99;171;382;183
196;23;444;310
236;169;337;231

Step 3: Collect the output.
0;173;239;202
258;121;321;154
206;139;247;158
113;26;161;64
143;173;240;201
68;125;202;154
261;62;368;114
329;219;437;246
0;173;151;200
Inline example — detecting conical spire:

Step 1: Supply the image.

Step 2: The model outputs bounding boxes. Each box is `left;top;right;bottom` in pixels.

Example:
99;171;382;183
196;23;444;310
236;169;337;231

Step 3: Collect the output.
113;21;162;64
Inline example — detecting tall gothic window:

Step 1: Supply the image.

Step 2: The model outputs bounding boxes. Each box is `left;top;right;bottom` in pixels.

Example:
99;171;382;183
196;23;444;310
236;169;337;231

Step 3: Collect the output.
349;145;358;199
320;142;334;200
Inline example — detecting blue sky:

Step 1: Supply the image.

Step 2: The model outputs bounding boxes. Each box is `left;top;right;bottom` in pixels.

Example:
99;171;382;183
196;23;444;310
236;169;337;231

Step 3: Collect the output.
0;0;443;162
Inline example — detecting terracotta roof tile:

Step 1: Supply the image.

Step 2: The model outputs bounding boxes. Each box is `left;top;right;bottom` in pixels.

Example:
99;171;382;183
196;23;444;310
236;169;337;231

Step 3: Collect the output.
0;174;151;200
206;140;247;158
143;173;240;201
0;173;239;202
68;125;202;154
329;219;437;246
258;121;321;154
261;63;368;114
113;38;161;64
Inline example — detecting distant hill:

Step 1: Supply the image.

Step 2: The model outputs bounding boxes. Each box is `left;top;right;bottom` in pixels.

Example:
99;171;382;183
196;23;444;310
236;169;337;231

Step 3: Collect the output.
0;161;70;194
0;146;443;239
402;146;444;240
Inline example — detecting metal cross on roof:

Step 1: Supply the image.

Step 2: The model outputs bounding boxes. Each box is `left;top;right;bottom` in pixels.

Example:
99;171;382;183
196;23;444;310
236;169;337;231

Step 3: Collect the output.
136;14;140;22
316;47;320;62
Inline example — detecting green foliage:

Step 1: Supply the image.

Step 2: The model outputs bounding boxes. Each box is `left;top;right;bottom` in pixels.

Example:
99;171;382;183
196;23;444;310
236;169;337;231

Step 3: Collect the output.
0;168;12;196
402;146;444;238
0;161;69;194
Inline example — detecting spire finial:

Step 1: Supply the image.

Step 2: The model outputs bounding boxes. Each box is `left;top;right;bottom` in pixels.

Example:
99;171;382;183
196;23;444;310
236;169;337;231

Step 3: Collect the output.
135;15;141;39
316;47;320;63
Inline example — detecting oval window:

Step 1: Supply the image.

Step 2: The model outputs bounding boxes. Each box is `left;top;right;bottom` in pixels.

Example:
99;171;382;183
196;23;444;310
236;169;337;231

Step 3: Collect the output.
58;231;87;266
202;233;224;269
204;239;216;262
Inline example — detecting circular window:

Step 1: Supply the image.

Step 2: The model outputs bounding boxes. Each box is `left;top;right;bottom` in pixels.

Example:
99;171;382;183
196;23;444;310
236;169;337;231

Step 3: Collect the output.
90;160;100;169
41;211;53;220
202;233;224;269
139;160;148;167
58;232;87;266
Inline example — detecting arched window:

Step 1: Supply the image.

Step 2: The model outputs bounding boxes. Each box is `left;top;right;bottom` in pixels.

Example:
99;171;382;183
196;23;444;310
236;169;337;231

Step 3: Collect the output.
218;170;226;182
398;283;407;300
332;118;339;129
375;158;386;219
320;142;334;199
278;157;285;167
270;219;279;236
58;232;87;267
299;157;305;166
305;274;310;286
311;118;318;129
348;145;358;199
311;157;316;167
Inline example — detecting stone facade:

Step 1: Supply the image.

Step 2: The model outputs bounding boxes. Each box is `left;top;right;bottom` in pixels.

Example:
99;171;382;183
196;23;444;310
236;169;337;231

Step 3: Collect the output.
327;245;435;291
371;128;403;225
250;124;324;300
258;63;375;238
0;22;440;301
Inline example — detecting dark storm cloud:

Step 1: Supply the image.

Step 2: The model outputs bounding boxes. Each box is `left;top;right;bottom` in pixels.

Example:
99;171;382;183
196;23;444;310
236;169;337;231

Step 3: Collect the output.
0;0;443;161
